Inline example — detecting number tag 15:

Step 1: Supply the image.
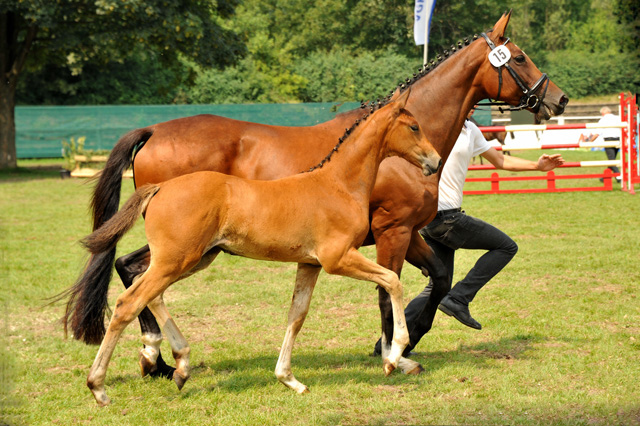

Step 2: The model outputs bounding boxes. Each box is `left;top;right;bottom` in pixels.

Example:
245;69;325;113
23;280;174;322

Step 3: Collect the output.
489;45;511;67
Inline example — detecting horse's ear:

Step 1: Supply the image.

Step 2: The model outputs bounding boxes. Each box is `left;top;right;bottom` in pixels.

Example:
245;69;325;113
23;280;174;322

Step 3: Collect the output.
390;87;411;110
491;10;512;40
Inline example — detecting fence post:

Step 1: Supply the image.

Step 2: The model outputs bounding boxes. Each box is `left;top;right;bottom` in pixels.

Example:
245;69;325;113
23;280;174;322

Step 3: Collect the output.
546;171;556;191
491;172;500;192
603;168;613;190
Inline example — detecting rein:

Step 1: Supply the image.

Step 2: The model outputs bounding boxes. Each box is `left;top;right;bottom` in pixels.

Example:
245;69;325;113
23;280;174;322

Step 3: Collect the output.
478;32;549;113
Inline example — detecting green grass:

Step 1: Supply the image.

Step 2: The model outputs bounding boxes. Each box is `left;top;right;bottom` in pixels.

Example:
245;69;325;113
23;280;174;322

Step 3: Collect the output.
1;157;639;425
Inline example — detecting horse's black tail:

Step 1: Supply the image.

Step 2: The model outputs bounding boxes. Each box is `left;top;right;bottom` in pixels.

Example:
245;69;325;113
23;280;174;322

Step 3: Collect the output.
61;184;160;344
91;127;153;230
56;128;152;345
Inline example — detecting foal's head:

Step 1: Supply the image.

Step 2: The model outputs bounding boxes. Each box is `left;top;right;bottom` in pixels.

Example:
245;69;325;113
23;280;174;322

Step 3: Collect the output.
477;11;569;121
383;88;442;176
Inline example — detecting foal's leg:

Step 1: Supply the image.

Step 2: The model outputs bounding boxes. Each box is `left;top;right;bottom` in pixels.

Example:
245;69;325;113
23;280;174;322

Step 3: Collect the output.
115;245;176;379
372;228;424;375
275;263;321;394
87;267;176;406
324;248;409;375
138;247;220;389
146;296;191;390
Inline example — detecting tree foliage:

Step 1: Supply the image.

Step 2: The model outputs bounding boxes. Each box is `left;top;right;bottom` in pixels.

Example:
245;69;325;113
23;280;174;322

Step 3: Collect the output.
1;0;245;167
6;0;639;125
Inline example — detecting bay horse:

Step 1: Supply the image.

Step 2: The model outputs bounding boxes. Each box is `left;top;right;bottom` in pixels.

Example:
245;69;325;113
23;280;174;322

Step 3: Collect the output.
76;89;441;405
62;11;568;379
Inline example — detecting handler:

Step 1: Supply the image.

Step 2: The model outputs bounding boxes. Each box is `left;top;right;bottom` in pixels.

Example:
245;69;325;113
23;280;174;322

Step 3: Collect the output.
407;110;565;334
373;109;565;356
374;110;565;355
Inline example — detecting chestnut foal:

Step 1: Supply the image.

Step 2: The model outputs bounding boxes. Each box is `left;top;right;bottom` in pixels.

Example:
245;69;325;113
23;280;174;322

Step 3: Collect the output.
76;89;441;405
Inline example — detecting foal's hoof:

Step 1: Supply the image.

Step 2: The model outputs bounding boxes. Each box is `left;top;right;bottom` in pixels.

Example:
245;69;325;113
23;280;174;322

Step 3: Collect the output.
406;364;425;375
96;395;111;407
382;358;396;377
173;371;189;391
139;351;157;378
88;384;111;407
297;385;310;394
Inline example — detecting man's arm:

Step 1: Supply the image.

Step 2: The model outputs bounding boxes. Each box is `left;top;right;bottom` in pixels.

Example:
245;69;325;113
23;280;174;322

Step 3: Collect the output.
480;147;565;171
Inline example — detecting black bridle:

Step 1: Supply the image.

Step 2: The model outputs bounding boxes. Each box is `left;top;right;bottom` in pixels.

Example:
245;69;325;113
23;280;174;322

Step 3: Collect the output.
479;32;549;113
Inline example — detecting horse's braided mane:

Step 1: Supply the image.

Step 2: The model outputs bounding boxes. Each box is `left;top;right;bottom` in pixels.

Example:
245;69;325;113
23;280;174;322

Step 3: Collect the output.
305;33;483;173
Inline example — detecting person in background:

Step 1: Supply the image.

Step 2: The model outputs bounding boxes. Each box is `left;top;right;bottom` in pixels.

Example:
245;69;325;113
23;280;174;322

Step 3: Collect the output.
578;106;621;178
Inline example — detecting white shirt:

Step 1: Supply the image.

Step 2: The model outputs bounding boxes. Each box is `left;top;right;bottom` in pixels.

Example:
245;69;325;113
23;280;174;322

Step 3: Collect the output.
597;113;621;139
438;120;492;211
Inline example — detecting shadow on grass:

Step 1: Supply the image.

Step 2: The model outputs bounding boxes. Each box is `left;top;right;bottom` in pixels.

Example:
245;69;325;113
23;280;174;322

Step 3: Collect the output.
0;165;66;182
151;333;552;396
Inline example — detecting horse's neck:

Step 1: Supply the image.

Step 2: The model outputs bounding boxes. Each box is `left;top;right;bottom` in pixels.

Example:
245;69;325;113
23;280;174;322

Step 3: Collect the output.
315;113;391;199
406;41;488;164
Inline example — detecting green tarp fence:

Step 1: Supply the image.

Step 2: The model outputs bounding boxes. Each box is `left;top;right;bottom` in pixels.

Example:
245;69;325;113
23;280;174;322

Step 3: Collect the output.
15;101;493;158
15;102;361;158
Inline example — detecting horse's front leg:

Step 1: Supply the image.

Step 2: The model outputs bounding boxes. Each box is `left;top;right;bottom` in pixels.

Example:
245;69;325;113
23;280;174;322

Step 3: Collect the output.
371;226;424;375
114;245;176;379
275;263;321;393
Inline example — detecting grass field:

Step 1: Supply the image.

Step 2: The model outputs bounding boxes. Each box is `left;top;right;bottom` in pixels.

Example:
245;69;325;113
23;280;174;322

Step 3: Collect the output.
1;153;639;425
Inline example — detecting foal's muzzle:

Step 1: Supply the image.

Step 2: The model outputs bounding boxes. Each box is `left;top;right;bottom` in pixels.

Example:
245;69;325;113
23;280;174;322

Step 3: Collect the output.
422;156;442;176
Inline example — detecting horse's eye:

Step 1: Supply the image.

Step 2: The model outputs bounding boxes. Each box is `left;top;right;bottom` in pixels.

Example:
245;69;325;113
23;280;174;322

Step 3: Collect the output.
410;125;419;132
515;55;526;64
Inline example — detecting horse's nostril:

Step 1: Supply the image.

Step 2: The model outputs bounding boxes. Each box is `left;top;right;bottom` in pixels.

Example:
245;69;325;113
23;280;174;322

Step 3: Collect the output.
560;95;569;106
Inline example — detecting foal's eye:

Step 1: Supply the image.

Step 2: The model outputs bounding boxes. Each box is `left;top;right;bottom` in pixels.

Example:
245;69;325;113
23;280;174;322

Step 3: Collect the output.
515;55;526;64
410;125;419;132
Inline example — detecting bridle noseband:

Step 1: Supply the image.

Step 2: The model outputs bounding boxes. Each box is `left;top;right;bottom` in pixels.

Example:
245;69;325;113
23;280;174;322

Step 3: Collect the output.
480;32;549;113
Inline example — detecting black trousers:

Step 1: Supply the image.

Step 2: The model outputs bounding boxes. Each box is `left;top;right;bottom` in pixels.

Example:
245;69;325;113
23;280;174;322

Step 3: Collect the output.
404;210;518;348
605;146;620;174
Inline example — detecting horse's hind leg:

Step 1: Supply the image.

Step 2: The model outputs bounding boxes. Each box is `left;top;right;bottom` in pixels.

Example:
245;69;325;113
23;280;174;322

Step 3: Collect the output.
275;263;321;394
114;245;176;379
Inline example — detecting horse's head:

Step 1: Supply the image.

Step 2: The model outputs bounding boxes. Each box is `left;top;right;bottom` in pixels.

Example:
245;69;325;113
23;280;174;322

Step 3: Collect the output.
478;11;569;121
384;88;442;176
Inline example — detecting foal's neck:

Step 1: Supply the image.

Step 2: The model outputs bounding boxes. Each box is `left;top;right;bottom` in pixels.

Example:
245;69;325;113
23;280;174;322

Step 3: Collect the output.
314;112;393;200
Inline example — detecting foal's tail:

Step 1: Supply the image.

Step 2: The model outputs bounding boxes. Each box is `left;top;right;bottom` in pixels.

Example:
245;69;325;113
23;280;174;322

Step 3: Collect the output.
62;185;160;344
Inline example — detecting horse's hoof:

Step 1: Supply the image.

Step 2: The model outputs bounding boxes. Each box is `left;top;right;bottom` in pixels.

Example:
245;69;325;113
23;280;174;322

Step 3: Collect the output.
406;364;425;375
383;358;396;377
150;355;176;380
173;371;189;391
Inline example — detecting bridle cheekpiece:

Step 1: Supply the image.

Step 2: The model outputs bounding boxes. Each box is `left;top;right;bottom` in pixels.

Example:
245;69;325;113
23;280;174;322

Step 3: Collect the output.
480;32;549;113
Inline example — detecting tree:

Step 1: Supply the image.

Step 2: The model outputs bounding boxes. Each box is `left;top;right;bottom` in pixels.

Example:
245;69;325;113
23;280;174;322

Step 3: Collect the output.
0;0;244;169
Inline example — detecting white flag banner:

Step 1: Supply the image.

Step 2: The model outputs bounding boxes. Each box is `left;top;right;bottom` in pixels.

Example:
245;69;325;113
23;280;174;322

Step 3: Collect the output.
414;0;436;46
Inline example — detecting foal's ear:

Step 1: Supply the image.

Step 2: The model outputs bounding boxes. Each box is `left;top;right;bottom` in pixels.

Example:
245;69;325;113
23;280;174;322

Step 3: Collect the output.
491;9;512;40
390;87;411;111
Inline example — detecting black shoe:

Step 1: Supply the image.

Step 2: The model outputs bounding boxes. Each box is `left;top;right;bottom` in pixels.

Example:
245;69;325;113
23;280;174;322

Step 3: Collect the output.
438;297;482;330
